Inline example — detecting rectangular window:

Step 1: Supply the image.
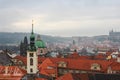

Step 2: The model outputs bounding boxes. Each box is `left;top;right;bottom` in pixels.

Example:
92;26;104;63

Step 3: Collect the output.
30;53;33;57
69;70;73;73
75;70;79;73
30;68;33;73
47;66;54;69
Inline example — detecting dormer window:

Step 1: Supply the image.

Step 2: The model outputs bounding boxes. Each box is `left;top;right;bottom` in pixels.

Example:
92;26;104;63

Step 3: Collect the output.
91;63;101;70
58;61;67;67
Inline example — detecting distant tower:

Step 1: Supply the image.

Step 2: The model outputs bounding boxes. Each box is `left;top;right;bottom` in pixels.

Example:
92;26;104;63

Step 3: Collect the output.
23;36;28;56
27;20;38;74
70;40;77;52
24;36;28;45
20;41;24;56
20;36;28;56
109;29;114;41
73;40;75;45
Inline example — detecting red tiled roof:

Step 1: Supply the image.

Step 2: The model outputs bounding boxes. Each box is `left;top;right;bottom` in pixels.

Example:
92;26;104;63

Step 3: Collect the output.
40;70;49;76
67;52;80;58
108;58;117;62
56;73;89;80
0;66;26;80
0;75;23;80
0;66;27;74
94;53;106;60
78;56;92;59
56;73;74;80
14;56;27;65
110;62;120;71
39;57;113;76
49;58;112;72
39;58;56;76
38;57;46;63
67;52;91;59
35;78;47;80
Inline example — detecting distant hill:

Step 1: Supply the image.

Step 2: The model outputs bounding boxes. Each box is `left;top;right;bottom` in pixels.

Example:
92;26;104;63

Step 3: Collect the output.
0;32;109;45
0;32;72;45
93;35;109;41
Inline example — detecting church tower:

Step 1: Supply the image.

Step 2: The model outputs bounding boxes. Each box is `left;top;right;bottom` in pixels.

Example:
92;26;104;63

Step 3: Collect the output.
27;20;38;74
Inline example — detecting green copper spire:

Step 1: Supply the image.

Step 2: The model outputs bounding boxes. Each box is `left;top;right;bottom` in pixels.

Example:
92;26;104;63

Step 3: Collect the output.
30;20;35;39
29;20;36;51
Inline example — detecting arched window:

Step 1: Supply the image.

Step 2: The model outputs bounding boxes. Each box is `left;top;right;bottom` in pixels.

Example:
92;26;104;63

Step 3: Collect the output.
30;58;33;65
41;50;43;53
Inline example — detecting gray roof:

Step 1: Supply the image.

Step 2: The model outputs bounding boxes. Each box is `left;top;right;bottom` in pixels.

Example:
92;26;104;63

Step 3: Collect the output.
0;51;12;65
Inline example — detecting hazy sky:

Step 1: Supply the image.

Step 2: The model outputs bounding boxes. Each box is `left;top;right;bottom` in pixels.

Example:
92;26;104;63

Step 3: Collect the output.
0;0;120;36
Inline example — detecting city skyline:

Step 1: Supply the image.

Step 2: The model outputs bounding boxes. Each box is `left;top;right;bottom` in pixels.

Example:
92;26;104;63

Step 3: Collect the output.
0;0;120;37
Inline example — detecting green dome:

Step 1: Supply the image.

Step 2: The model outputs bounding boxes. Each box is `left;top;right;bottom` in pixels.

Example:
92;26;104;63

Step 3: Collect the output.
35;40;46;48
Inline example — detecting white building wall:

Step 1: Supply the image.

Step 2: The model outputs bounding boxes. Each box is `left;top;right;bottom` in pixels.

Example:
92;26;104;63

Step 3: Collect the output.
27;51;38;74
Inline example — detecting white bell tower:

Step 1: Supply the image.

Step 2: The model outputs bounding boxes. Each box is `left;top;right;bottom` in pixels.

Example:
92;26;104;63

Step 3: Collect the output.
27;20;38;74
27;51;38;74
